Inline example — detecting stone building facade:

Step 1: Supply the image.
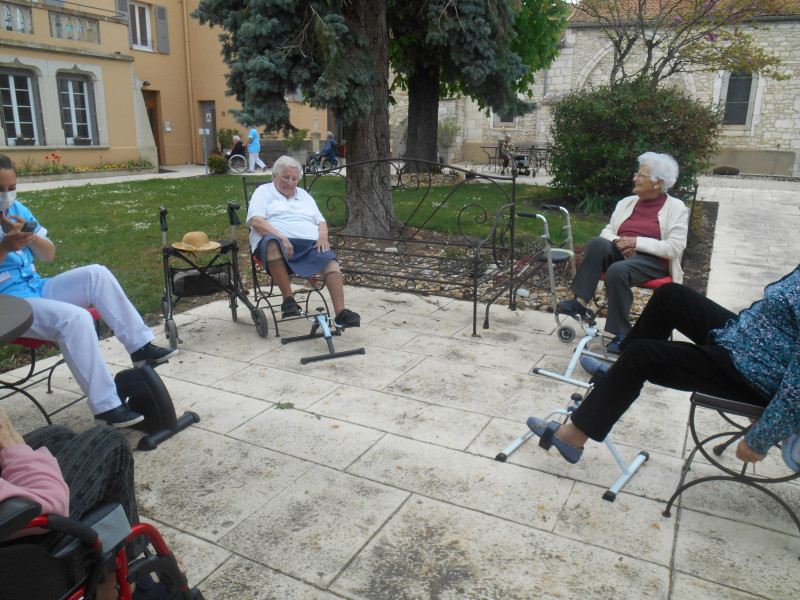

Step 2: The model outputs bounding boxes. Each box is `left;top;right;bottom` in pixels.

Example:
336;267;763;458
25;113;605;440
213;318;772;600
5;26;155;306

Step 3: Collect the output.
392;15;800;177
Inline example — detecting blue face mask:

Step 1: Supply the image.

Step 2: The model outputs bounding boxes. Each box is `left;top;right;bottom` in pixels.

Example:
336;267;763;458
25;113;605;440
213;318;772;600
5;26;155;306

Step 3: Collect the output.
0;190;16;211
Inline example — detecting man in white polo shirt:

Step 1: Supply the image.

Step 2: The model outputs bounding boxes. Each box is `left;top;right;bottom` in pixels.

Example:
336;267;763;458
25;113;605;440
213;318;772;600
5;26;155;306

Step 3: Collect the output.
246;155;360;327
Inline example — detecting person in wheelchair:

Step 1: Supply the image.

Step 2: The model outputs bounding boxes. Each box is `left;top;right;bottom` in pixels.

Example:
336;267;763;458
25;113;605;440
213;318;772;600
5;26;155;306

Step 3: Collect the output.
527;267;800;466
246;155;360;327
321;131;339;167
0;154;178;427
0;409;132;599
0;408;191;599
556;152;688;354
225;135;246;160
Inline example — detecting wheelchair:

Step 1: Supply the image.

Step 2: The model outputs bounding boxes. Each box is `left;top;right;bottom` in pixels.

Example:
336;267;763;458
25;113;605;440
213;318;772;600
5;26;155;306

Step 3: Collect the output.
0;496;204;600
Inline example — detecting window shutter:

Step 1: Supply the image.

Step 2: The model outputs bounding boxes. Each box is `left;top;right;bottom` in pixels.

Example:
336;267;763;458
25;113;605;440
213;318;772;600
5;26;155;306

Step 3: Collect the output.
115;0;132;48
155;5;169;54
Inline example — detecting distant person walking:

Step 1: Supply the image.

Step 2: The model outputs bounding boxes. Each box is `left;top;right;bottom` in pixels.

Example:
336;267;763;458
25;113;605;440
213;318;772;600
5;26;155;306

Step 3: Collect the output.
246;124;267;173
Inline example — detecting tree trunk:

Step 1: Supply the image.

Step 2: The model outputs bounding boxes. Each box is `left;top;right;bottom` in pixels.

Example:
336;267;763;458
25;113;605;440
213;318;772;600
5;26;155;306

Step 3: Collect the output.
405;63;440;171
344;0;402;237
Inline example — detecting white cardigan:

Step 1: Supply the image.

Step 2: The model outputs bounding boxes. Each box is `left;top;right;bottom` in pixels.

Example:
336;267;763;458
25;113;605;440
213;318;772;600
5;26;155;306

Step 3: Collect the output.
598;194;689;284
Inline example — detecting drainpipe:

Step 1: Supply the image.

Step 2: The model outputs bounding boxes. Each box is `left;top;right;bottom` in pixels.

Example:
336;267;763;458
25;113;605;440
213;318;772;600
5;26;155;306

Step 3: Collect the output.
182;0;198;164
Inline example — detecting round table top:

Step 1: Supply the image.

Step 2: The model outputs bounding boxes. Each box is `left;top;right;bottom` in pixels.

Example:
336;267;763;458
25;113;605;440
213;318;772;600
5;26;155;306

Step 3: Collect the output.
0;294;33;346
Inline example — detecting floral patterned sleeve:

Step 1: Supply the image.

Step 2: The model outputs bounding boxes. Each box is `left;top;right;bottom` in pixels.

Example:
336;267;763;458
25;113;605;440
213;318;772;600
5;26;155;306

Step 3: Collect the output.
745;349;800;455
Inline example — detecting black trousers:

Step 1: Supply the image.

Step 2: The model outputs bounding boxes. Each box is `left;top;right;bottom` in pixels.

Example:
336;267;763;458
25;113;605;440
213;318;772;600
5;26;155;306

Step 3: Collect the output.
22;426;138;526
571;237;669;335
571;283;768;442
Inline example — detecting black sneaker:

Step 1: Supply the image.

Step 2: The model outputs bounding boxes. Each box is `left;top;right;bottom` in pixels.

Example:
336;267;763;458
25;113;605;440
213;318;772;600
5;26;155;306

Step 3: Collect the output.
130;342;179;367
94;402;145;428
281;296;301;317
334;308;360;328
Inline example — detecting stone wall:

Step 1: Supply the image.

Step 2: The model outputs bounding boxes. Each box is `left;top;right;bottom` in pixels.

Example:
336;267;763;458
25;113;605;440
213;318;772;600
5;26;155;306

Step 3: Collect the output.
387;17;800;176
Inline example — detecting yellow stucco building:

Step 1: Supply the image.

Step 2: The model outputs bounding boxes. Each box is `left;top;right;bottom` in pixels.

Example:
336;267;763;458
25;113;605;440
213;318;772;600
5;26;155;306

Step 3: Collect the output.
0;0;330;168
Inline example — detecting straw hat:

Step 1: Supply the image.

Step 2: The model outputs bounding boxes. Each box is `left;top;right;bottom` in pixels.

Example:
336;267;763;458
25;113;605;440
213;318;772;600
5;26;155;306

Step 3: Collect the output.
171;231;221;252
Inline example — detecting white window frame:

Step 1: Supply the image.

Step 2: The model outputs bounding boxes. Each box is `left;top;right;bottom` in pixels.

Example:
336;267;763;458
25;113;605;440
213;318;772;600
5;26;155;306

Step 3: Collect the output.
720;71;760;130
57;75;95;143
129;1;153;51
1;70;42;145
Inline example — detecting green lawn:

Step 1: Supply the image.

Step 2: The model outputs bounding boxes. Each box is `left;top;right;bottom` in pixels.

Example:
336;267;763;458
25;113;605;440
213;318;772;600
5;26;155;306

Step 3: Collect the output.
18;173;605;317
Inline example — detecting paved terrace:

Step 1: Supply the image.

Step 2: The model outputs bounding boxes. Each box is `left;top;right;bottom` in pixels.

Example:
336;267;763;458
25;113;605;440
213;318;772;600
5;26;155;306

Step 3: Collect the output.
5;173;800;599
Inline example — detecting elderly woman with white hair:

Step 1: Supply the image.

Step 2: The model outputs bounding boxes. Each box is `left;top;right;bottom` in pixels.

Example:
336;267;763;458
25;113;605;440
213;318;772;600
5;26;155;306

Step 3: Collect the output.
557;151;688;353
246;155;360;327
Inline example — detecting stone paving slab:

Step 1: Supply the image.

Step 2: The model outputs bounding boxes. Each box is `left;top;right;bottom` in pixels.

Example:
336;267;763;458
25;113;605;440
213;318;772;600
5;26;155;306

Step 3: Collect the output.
330;496;670;600
5;176;800;599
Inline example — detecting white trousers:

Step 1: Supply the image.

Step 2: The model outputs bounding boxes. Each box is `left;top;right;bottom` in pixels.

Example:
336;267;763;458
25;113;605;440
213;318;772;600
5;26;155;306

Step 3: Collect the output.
248;152;266;172
22;264;154;414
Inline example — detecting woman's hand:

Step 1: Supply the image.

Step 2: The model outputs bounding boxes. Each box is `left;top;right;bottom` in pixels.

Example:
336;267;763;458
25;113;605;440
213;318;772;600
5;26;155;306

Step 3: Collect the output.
280;236;294;259
614;236;638;259
0;407;25;450
735;438;766;463
0;212;24;234
315;235;330;253
0;214;34;252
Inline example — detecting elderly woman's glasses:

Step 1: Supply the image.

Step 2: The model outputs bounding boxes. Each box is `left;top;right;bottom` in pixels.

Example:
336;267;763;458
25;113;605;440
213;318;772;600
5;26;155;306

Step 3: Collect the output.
279;174;300;183
632;171;652;179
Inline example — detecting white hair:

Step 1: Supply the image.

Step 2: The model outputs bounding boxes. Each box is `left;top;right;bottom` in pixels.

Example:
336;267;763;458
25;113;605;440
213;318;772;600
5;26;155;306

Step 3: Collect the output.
326;131;333;138
232;135;241;142
272;155;302;177
638;152;679;191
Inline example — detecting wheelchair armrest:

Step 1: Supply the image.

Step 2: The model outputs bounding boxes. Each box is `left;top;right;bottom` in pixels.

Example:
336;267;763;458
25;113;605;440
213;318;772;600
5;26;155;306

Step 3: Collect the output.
0;497;42;540
50;502;129;558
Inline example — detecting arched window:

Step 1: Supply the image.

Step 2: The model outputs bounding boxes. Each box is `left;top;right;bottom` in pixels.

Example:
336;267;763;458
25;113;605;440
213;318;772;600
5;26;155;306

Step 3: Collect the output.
65;17;73;39
4;6;12;31
16;7;23;32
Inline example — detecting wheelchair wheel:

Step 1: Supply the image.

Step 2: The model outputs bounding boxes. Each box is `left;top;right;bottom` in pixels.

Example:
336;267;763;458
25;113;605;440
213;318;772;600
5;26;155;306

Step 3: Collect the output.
230;296;238;322
252;308;269;337
306;159;319;174
557;325;575;343
228;154;247;174
165;319;179;349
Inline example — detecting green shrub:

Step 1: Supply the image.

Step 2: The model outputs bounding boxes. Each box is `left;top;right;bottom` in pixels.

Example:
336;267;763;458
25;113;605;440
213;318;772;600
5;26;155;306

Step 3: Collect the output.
437;117;461;148
548;79;723;213
206;153;229;174
283;128;309;151
217;127;238;150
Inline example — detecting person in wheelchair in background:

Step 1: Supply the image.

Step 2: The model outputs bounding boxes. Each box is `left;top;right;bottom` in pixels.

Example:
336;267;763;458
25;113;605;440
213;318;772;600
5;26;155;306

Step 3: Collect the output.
225;135;246;161
556;152;688;354
246;155;360;328
526;267;800;467
321;131;339;167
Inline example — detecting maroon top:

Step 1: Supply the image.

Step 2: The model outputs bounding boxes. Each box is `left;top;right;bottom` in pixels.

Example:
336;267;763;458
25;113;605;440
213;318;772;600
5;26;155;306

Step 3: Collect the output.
617;193;668;267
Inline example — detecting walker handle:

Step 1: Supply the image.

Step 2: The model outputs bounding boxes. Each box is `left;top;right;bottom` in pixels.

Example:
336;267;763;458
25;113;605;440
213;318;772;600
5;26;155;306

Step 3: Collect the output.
227;201;241;226
159;206;168;232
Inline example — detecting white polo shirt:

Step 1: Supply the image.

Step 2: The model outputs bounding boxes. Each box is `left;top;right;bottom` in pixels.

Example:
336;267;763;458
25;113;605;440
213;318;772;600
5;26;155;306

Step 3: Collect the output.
246;182;326;252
